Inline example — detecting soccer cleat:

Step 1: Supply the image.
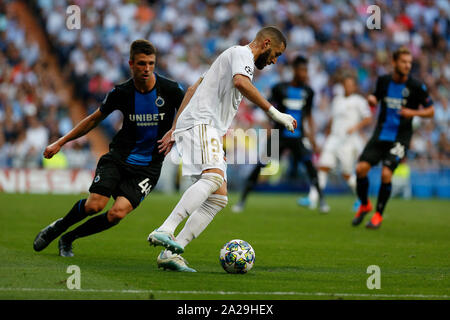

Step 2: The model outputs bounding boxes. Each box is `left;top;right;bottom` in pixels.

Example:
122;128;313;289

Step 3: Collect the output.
58;236;74;257
33;218;65;252
157;251;196;272
351;200;372;226
231;202;244;213
352;199;361;212
147;229;184;254
297;196;310;207
366;212;383;229
297;196;318;209
319;199;330;213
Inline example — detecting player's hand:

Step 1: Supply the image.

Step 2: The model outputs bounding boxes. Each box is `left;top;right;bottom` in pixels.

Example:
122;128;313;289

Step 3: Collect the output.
267;106;297;133
158;128;175;156
367;95;377;107
43;141;62;159
312;143;320;155
347;126;357;135
398;108;417;118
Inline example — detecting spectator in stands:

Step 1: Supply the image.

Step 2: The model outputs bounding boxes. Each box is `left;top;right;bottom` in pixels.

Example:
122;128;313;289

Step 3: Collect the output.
2;0;449;177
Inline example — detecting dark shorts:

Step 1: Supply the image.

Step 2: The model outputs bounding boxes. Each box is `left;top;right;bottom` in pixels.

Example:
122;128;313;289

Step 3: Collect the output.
279;137;312;163
359;138;408;171
89;153;162;209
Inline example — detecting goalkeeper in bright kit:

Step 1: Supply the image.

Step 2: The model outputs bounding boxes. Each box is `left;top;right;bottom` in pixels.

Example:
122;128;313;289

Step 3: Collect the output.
147;26;297;272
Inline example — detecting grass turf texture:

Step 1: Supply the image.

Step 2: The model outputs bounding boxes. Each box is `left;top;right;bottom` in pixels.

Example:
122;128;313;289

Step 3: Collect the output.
0;193;449;300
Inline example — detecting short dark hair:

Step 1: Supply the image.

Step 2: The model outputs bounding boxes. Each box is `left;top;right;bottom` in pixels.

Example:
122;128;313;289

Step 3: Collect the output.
256;26;287;49
342;74;357;84
393;46;411;61
292;55;308;67
130;39;156;61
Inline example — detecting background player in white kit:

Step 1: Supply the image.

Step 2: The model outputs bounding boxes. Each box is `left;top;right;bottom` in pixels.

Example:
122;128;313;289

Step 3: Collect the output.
308;75;372;211
147;26;297;272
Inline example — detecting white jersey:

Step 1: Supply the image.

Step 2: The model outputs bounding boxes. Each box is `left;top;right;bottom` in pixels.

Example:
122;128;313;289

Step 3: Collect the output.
175;45;255;136
329;93;371;140
319;93;371;173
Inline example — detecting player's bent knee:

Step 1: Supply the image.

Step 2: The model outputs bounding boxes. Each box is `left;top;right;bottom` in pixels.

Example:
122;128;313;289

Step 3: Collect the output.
85;193;109;215
356;162;370;177
381;167;393;183
84;201;106;215
106;209;127;223
213;181;228;196
200;171;225;194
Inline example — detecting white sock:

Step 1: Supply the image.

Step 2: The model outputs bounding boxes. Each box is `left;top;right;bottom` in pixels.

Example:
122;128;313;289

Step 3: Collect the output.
175;194;228;248
347;174;357;194
158;173;224;234
318;170;328;190
308;186;319;204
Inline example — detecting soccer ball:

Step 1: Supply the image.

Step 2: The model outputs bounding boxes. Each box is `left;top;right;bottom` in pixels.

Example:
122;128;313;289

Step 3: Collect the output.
219;239;255;274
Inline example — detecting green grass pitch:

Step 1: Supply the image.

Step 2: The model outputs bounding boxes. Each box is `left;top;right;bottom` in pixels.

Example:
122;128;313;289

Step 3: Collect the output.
0;192;449;300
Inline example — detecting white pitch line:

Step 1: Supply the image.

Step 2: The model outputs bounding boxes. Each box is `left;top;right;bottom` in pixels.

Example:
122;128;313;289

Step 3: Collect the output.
0;287;448;299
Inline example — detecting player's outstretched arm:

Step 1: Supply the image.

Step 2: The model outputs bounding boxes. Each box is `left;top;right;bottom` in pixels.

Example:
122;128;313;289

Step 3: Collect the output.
399;105;434;119
347;116;373;135
43;108;106;159
367;94;377;107
233;74;297;132
158;77;203;155
305;114;319;153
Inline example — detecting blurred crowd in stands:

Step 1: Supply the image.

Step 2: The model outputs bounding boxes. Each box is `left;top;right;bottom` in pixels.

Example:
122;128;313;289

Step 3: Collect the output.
1;0;449;174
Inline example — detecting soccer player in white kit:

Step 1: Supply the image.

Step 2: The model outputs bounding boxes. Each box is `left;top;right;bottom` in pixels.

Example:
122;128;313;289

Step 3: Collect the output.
310;75;372;210
147;27;297;272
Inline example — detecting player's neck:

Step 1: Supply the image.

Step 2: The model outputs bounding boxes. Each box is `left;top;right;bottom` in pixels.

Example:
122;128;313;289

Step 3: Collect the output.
392;72;408;83
133;74;156;93
247;41;260;61
291;79;305;87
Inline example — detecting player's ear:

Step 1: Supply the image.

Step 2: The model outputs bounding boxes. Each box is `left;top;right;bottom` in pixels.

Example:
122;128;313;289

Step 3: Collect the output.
128;59;134;68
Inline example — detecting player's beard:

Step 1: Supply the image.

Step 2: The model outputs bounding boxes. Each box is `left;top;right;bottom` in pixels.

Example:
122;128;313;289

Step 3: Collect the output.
255;48;272;70
394;66;409;78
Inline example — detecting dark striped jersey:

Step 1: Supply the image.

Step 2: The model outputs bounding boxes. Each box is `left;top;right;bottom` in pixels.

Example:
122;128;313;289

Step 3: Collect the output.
371;74;433;145
99;74;184;166
270;82;314;139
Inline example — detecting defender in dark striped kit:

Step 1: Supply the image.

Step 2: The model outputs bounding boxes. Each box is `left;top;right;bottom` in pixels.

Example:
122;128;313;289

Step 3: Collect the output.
353;46;434;229
33;40;184;256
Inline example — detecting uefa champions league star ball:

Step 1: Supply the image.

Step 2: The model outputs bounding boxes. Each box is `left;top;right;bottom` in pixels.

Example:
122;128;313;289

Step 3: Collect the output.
219;239;255;274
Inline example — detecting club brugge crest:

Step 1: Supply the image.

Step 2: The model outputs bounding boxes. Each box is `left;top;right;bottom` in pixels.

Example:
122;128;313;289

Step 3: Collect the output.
155;96;165;107
94;175;100;183
402;87;409;97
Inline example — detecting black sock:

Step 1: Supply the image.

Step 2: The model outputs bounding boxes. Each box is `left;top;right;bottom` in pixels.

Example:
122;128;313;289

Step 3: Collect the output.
304;160;323;200
240;164;263;204
61;212;119;243
57;199;89;231
376;183;392;215
356;177;369;205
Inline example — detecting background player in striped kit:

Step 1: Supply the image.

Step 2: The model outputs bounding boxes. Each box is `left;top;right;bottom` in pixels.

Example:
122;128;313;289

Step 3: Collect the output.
33;40;185;256
352;47;434;229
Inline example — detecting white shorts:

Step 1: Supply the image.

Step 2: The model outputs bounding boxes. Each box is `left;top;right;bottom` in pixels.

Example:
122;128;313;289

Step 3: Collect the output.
318;135;363;175
173;124;227;180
